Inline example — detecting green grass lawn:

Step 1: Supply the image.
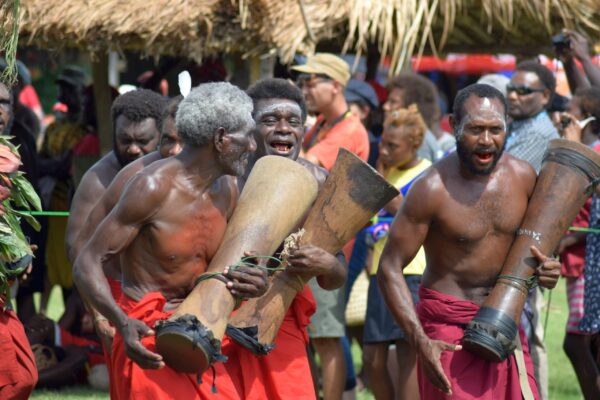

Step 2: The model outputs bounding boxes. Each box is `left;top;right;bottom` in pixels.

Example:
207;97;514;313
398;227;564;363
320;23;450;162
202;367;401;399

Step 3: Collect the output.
31;280;583;399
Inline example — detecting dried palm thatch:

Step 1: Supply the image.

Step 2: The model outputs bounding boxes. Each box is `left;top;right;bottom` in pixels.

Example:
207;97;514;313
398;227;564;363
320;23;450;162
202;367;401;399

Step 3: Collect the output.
0;0;20;84
2;0;246;61
1;0;599;74
242;0;600;74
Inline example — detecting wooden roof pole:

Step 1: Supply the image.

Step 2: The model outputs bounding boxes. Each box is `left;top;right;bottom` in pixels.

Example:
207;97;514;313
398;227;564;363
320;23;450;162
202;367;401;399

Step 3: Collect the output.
92;53;112;155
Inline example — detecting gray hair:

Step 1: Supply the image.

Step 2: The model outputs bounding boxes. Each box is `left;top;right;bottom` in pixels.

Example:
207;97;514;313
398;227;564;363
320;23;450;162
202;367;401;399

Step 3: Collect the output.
176;82;254;146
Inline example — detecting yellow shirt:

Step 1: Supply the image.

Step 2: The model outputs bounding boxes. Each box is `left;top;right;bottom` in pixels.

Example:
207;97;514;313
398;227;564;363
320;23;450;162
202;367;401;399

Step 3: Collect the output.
371;159;431;276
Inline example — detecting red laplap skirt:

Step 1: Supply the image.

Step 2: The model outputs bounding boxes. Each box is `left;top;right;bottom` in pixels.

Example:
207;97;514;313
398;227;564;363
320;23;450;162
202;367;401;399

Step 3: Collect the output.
416;286;539;400
0;307;38;400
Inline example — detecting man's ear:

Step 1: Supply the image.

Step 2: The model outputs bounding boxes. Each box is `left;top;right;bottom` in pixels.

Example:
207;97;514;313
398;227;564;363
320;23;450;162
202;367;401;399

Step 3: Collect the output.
214;127;227;152
449;114;456;132
541;89;551;108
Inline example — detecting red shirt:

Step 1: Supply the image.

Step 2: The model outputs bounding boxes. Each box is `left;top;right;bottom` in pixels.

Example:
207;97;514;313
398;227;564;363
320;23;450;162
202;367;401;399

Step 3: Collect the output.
303;113;369;171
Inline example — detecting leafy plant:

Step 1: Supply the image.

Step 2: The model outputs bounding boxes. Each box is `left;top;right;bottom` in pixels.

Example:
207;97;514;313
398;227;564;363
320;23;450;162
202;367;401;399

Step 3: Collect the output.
0;136;41;303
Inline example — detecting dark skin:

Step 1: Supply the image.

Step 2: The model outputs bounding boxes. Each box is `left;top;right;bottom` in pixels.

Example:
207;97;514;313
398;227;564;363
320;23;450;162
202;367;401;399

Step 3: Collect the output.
247;98;346;290
378;95;561;395
365;123;424;400
555;29;600;92
507;71;552;120
113;115;161;166
73;124;268;370
66;115;161;352
248;97;347;400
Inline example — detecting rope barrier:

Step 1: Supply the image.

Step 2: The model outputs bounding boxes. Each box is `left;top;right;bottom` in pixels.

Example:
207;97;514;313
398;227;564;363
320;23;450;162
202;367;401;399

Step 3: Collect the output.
13;211;600;234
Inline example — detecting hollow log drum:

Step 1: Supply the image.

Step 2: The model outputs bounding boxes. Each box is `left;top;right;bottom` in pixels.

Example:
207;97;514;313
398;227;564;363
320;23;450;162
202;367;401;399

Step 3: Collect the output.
155;156;319;372
462;139;600;361
227;149;400;354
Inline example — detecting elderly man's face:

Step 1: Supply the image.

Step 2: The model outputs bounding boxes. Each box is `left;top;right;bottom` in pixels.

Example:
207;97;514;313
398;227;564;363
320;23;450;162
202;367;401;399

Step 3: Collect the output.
507;71;550;120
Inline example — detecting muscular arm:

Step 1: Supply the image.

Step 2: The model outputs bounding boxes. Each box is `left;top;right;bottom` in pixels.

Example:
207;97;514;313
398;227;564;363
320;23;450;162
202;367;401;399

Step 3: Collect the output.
73;173;166;331
377;178;433;347
75;167;143;266
65;170;106;264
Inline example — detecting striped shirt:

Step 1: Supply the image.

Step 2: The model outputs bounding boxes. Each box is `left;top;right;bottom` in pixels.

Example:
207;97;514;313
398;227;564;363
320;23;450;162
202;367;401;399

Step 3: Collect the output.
506;111;559;173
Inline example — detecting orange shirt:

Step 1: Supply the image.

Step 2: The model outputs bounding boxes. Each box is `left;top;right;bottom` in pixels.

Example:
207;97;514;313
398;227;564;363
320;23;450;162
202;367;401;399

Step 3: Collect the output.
304;113;369;171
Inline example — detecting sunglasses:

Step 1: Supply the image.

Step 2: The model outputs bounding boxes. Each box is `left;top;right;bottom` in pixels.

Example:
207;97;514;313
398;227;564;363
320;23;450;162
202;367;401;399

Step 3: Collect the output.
296;74;332;89
506;84;546;96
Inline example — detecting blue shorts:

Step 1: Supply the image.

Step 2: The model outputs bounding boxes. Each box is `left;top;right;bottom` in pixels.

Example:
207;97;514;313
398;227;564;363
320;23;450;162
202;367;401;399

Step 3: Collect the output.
363;274;421;344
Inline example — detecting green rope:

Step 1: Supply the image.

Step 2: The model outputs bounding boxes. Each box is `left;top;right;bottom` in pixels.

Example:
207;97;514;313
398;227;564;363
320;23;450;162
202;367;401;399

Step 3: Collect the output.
194;255;285;286
22;211;70;217
497;274;538;290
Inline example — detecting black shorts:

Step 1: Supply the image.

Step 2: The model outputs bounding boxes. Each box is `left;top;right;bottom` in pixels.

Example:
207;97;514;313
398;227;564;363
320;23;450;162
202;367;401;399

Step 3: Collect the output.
363;274;421;344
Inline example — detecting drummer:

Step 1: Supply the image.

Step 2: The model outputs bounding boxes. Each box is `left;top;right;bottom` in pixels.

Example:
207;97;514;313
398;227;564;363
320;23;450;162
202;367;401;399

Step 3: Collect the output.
73;82;269;400
378;84;560;399
202;78;346;399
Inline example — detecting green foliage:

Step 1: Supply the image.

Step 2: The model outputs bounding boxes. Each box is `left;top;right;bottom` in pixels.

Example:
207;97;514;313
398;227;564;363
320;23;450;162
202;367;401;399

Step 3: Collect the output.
0;135;41;302
0;0;20;85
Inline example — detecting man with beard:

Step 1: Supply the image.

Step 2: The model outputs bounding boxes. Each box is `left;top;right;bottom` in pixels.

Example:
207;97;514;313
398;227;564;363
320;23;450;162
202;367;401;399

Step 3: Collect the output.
66;89;165;302
506;60;560;400
378;84;561;399
202;78;346;399
68;95;182;396
73;82;267;400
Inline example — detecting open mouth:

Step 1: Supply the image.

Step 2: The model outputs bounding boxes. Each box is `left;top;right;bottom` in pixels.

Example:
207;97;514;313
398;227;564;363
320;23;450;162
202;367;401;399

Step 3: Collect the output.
269;141;294;154
474;151;494;164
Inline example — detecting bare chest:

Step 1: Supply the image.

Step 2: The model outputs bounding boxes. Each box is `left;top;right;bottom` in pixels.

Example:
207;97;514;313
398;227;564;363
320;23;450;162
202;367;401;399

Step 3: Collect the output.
141;198;228;265
435;188;528;244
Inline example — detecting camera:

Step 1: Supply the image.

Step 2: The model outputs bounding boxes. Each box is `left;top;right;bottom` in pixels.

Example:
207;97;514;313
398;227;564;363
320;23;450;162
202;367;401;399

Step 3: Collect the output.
552;32;570;52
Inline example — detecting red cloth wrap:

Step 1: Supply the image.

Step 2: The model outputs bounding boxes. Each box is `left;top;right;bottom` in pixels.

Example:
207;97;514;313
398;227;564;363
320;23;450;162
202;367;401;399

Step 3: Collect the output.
0;307;38;400
560;198;591;278
111;292;208;400
107;277;122;302
416;286;539;400
199;285;317;399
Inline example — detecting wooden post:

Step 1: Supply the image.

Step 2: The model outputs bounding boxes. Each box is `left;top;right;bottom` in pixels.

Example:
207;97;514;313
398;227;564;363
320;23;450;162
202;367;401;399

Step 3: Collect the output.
92;53;112;155
248;55;261;86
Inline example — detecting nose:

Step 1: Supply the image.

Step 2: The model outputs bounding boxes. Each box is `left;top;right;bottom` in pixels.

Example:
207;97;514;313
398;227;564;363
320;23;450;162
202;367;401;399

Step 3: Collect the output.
507;89;518;101
127;144;142;156
248;135;257;153
169;143;182;157
275;120;291;134
478;130;493;146
383;101;391;113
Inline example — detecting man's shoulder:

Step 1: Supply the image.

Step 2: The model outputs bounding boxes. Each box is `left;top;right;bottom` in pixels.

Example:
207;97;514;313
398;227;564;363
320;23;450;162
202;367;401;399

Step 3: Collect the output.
79;152;121;192
326;114;367;137
497;153;537;184
297;157;328;187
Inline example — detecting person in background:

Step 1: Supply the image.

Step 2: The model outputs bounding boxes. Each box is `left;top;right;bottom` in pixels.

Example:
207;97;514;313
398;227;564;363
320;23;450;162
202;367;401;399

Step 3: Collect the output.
293;53;368;400
383;73;442;162
506;60;560;400
363;105;431;400
554;87;600;400
38;66;88;307
345;79;381;167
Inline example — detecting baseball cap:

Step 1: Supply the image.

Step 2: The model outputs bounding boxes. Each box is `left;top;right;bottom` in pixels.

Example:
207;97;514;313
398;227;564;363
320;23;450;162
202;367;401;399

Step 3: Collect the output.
291;53;350;86
56;66;87;87
477;74;510;98
344;79;379;109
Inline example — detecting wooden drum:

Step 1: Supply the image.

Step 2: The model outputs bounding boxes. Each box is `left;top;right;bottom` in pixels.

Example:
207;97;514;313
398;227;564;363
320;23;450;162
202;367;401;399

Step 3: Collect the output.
155;155;318;373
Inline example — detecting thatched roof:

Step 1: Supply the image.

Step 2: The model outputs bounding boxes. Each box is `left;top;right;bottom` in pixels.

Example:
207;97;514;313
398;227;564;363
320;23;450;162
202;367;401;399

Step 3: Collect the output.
3;0;599;73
